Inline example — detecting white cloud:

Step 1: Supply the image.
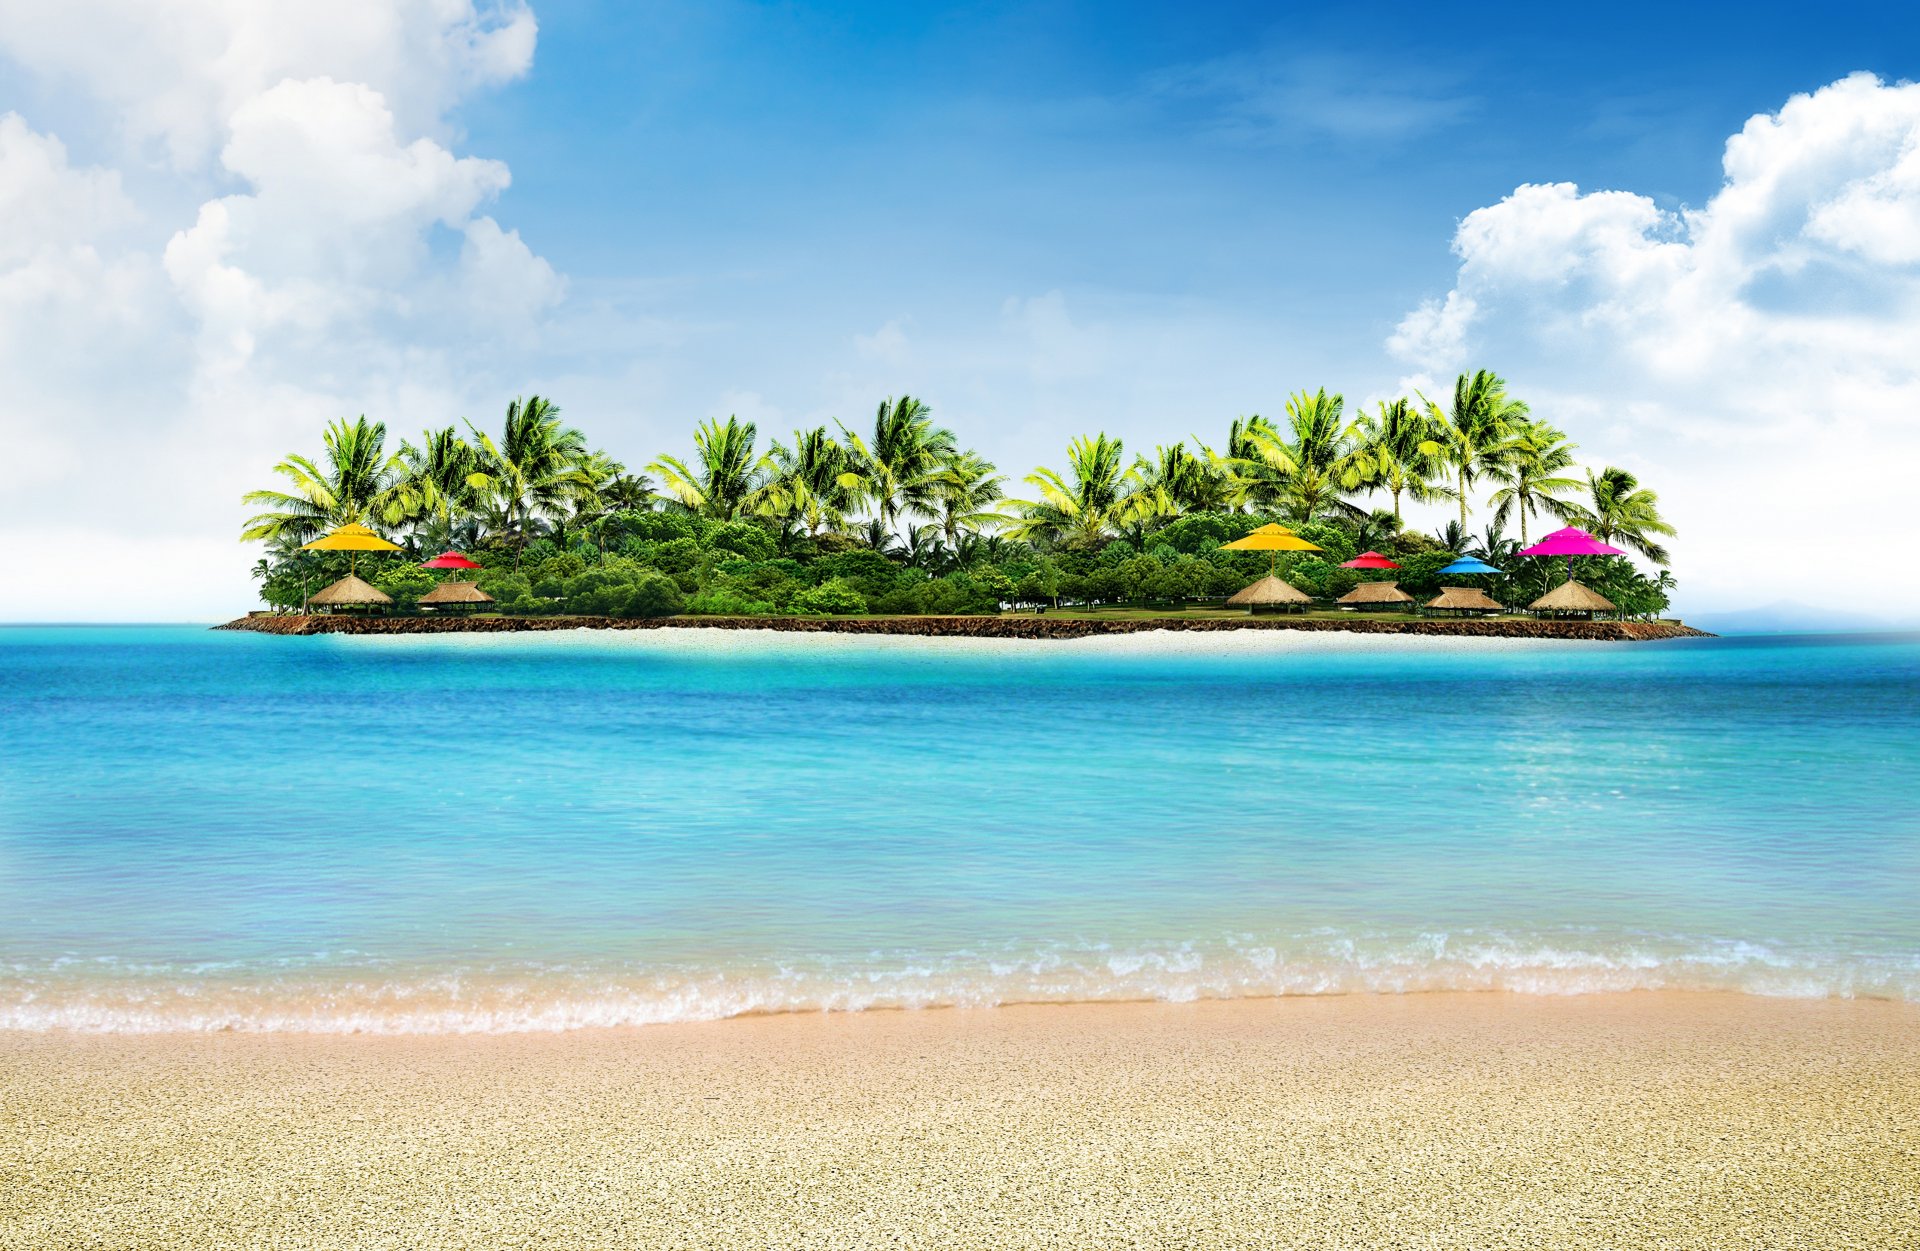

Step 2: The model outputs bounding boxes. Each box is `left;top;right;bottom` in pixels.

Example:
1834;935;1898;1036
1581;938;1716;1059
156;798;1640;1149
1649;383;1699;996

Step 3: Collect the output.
1390;72;1920;618
0;2;557;621
0;0;536;167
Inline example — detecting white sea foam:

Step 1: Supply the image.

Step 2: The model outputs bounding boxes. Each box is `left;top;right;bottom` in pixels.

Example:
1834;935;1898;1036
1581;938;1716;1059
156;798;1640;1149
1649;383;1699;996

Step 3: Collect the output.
5;933;1913;1034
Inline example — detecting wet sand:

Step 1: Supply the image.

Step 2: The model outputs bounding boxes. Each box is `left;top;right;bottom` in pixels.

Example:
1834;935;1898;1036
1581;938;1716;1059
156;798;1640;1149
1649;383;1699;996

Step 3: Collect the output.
3;992;1915;1249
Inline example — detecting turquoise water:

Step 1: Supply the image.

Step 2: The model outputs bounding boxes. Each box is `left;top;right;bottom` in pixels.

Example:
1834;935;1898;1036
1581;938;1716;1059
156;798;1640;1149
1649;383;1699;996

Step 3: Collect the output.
2;625;1917;1032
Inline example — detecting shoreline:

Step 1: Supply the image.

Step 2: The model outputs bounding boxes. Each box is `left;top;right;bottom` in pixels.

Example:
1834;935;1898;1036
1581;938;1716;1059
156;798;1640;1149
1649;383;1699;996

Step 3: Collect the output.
4;992;1913;1248
216;611;1712;642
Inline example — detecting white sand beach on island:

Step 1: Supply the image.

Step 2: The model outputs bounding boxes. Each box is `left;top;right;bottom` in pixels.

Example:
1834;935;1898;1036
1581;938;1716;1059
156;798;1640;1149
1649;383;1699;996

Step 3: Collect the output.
4;992;1916;1250
332;621;1595;662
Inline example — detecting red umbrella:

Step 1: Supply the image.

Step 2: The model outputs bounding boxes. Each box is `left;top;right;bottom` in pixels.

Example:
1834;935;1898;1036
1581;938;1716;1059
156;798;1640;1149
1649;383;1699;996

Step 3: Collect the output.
421;551;483;570
1340;551;1401;570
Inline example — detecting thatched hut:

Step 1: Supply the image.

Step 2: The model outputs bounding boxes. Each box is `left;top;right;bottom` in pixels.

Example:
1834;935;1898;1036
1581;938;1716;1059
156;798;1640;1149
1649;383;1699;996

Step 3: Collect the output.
1336;581;1414;611
1426;586;1504;616
418;581;494;612
1226;574;1312;615
308;573;392;614
1528;579;1616;619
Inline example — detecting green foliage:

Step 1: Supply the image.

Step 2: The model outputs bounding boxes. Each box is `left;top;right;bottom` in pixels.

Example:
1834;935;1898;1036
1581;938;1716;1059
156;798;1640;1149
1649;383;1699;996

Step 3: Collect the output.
614;511;703;545
243;372;1685;623
706;520;777;560
792;578;869;615
813;550;905;599
373;566;438;607
687;587;777;615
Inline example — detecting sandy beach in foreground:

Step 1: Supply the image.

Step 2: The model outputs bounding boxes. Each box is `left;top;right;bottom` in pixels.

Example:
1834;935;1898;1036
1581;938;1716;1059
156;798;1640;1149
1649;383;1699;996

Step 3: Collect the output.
4;992;1915;1250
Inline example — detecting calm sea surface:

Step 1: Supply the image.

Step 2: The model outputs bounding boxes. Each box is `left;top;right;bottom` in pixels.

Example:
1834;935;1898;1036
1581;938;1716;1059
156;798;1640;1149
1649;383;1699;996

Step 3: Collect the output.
2;625;1917;1032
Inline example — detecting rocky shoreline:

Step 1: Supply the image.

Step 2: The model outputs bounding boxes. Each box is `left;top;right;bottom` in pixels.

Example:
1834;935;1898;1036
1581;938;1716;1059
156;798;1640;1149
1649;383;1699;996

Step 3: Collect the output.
216;613;1711;642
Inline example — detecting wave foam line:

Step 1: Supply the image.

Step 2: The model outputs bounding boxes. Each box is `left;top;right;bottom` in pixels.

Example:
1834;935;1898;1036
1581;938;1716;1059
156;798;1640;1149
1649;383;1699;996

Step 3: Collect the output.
5;935;1915;1034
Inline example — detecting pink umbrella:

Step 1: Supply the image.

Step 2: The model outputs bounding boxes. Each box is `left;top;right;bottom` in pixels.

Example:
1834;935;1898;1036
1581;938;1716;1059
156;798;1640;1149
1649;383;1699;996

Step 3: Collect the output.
1340;551;1401;570
1516;526;1624;581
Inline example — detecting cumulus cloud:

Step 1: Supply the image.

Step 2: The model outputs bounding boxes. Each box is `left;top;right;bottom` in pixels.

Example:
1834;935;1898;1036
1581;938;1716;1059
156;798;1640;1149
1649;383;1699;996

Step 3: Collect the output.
1391;72;1920;618
0;0;535;167
0;1;557;620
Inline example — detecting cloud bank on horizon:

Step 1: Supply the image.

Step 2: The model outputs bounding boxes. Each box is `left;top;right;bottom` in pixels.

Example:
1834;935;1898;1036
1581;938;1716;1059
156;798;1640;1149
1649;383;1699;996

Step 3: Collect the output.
1392;71;1920;620
0;2;1915;622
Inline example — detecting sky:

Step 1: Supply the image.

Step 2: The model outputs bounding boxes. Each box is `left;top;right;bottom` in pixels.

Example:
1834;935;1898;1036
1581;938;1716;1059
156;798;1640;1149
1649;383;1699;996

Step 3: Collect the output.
2;0;1917;622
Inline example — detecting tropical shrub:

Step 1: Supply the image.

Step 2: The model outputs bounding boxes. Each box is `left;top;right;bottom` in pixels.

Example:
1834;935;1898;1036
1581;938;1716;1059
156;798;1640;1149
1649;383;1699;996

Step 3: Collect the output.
792;577;868;615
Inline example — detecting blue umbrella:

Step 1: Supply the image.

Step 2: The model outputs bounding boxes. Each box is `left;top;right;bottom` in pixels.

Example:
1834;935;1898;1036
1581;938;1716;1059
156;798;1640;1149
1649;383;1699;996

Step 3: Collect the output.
1439;556;1503;575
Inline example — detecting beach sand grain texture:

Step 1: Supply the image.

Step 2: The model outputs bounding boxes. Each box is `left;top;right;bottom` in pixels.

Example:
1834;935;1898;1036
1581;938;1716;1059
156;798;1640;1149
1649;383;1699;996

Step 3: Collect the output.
2;993;1915;1249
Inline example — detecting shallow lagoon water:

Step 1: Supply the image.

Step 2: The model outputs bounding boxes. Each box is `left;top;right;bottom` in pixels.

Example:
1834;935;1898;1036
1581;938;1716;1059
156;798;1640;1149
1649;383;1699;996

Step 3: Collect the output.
2;625;1917;1031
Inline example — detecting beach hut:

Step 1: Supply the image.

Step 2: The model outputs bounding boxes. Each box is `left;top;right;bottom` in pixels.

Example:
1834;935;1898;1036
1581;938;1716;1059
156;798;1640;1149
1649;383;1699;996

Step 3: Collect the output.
418;581;494;612
1226;574;1312;615
1527;579;1616;620
1336;581;1414;611
308;574;393;614
1426;586;1503;617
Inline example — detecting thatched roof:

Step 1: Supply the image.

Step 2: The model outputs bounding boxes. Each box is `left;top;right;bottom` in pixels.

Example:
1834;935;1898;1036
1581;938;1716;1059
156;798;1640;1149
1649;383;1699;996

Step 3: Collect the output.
1428;586;1503;611
418;580;494;605
308;574;392;607
1337;580;1414;605
1226;575;1312;606
1529;579;1616;612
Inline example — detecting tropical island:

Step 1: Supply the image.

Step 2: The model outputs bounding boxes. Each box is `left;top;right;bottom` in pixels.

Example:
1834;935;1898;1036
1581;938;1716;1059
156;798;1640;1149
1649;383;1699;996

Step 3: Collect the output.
225;369;1701;640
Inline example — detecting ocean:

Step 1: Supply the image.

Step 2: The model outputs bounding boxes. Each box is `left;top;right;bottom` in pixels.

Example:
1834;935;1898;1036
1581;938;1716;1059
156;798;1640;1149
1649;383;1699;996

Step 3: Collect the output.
2;625;1916;1032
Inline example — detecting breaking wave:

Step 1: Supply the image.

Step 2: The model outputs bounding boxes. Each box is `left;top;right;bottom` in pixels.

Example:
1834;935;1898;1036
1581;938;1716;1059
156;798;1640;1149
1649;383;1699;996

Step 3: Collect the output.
5;930;1915;1034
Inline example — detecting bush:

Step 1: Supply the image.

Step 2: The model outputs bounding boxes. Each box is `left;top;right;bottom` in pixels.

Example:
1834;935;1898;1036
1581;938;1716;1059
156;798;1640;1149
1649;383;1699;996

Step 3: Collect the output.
706;521;777;561
687;588;776;615
380;570;449;607
618;572;685;618
1155;512;1246;555
611;511;702;545
792;577;868;615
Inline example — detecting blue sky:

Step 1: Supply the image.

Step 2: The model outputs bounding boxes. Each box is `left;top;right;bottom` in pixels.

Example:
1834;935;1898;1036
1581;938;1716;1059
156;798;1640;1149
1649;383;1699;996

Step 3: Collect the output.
469;0;1907;314
1;1;1917;619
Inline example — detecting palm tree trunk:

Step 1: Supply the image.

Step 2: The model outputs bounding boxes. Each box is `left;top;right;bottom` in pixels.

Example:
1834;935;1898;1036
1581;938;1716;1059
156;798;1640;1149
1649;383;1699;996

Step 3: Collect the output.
1458;466;1469;536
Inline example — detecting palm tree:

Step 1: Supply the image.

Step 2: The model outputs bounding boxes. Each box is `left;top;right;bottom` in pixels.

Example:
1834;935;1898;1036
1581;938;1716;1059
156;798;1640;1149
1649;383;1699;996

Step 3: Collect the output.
1001;434;1147;546
854;517;903;558
839;395;956;531
929;451;1004;548
1232;390;1366;521
1559;466;1676;565
1349;399;1449;524
604;472;656;514
648;416;771;521
241;415;404;544
567;450;630;562
1486;419;1581;545
1136;442;1232;517
1421;370;1528;537
763;426;857;537
389;426;478;543
465;396;591;550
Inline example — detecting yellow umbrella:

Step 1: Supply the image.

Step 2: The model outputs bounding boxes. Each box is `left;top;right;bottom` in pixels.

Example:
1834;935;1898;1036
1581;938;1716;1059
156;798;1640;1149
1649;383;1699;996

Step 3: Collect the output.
1219;523;1323;574
301;522;401;575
